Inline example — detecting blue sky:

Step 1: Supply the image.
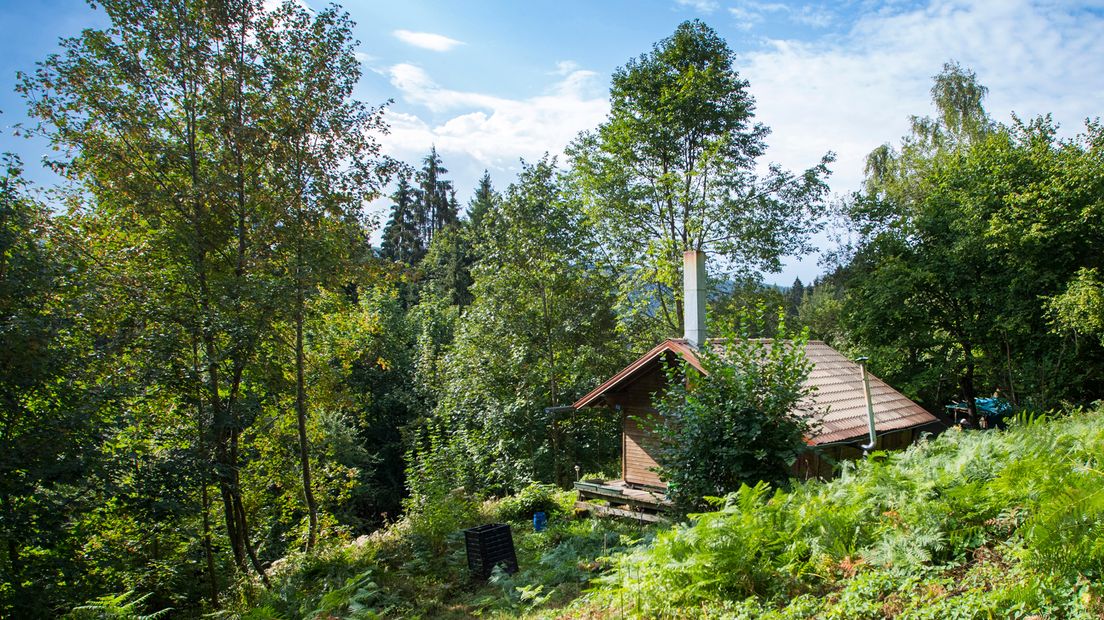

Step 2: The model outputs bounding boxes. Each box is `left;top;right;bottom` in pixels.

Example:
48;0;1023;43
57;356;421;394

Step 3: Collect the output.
3;0;1103;283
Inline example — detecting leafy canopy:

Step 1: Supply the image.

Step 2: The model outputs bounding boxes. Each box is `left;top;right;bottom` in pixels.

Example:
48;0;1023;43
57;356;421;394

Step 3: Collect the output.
570;20;833;339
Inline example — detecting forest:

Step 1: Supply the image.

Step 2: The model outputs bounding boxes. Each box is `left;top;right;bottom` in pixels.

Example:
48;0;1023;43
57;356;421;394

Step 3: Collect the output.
2;0;1103;618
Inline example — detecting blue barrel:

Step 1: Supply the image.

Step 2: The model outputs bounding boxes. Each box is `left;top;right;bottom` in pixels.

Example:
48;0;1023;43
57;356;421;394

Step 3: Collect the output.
533;511;547;532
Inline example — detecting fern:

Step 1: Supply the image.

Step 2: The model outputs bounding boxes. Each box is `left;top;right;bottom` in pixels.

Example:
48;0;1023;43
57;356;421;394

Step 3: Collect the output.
590;405;1104;618
65;591;171;620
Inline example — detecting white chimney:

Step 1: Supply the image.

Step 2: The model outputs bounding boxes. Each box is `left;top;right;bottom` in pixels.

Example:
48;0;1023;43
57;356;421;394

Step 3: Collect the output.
683;250;707;347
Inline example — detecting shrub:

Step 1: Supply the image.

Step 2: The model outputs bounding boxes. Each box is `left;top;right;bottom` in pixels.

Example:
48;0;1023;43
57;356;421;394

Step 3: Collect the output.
653;310;814;512
591;405;1104;618
496;482;573;522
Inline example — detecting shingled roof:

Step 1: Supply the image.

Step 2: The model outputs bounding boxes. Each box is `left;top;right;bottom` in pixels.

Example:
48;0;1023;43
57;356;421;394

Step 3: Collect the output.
572;338;939;446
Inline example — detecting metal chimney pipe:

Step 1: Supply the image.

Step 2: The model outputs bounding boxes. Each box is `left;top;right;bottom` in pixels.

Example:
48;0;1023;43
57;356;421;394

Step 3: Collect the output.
683;250;707;348
856;356;877;455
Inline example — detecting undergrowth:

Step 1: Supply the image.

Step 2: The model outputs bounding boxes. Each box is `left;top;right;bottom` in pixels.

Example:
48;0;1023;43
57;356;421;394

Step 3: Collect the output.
231;483;656;618
229;407;1104;619
582;407;1104;618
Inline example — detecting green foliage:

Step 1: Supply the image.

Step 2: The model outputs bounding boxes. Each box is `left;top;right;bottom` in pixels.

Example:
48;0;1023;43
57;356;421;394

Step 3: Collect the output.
65;591;170;620
235;487;656;619
653;311;814;511
1048;267;1104;345
0;151;112;617
570;19;833;340
16;0;396;611
838;63;1104;412
589;406;1104;618
495;483;574;522
407;157;624;497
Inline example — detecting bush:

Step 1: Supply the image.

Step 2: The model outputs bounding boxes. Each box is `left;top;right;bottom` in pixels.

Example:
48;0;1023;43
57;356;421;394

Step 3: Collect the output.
654;311;814;512
496;483;574;522
589;405;1104;618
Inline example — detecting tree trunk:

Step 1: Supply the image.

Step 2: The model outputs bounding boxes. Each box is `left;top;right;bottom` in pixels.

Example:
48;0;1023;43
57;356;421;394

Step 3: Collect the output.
961;342;977;420
295;283;319;550
202;483;219;607
233;492;271;588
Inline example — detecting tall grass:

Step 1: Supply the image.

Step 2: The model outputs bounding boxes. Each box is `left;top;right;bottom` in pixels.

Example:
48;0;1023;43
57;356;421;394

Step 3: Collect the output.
589;406;1104;618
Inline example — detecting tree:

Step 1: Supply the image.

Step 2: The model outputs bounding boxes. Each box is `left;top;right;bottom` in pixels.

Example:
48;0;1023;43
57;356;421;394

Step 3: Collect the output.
787;277;805;318
407;157;624;497
1048;268;1104;346
414;147;456;248
569;20;833;340
0;153;107;616
653;312;814;512
380;176;422;264
20;0;391;596
839;63;1104;412
467;170;497;233
256;0;390;551
419;173;499;308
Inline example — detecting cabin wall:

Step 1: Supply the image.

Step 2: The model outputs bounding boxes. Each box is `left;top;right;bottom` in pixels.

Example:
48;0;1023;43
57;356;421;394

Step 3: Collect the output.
623;409;664;488
605;363;670;489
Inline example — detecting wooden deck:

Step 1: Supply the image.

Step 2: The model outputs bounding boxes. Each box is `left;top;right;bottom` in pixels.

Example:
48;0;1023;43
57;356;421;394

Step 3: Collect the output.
573;479;672;523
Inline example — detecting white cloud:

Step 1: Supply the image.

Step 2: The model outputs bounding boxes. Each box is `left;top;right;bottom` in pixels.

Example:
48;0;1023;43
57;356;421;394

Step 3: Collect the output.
741;0;1104;282
792;5;835;28
729;1;835;30
392;29;465;52
551;60;581;76
738;0;1104;199
381;62;608;171
675;0;720;12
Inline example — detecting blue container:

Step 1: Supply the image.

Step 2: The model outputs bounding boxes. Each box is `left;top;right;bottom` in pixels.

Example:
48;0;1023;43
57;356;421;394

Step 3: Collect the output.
533;511;547;532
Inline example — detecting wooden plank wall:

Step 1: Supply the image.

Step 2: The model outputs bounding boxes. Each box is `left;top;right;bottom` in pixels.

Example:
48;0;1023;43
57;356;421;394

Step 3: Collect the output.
605;360;671;489
623;409;664;488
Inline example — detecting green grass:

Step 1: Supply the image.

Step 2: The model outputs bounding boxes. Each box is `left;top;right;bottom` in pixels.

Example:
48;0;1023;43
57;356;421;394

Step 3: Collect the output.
232;483;657;619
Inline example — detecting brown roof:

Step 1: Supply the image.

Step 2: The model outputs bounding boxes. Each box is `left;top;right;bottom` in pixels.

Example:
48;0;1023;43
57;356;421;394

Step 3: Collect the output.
572;339;701;410
572;339;939;446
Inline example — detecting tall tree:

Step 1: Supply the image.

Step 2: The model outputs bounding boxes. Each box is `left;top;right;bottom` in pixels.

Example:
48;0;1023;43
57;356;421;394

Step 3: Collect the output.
467;170;497;233
257;0;390;551
788;277;806;317
20;0;390;589
414;147;456;248
408;158;624;497
380;176;421;263
569;20;833;340
840;63;1104;413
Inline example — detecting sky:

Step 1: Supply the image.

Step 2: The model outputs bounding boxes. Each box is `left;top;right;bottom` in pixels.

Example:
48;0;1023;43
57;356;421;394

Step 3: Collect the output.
2;0;1103;284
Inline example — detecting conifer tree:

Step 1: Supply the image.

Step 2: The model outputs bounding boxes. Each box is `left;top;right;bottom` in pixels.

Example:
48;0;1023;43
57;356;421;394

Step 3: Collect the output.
467;170;496;234
380;176;421;263
414;147;457;247
788;277;806;317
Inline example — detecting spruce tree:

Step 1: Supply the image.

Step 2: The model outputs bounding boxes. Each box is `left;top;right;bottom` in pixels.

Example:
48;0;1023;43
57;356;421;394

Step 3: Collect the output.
788;277;806;317
381;176;422;263
467;170;495;233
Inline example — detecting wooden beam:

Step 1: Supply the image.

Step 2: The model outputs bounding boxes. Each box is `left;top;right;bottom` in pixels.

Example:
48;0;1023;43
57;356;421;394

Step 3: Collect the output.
575;501;668;524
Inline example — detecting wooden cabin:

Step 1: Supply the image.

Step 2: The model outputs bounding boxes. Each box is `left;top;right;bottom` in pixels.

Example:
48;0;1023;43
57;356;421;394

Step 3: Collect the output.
569;251;941;515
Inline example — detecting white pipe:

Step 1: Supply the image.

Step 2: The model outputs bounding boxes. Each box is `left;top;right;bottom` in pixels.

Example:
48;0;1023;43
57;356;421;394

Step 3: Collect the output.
683;250;707;348
856;356;877;455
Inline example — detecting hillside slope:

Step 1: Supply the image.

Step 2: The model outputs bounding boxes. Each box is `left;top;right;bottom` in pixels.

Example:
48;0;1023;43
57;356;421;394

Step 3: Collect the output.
580;407;1104;619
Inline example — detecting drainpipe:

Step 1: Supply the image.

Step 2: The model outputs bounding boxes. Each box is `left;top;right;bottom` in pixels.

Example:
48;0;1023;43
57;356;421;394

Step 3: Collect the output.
855;356;877;456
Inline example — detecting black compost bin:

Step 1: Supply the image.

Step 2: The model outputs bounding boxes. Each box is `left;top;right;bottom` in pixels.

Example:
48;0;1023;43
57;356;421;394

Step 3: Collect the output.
463;523;518;579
